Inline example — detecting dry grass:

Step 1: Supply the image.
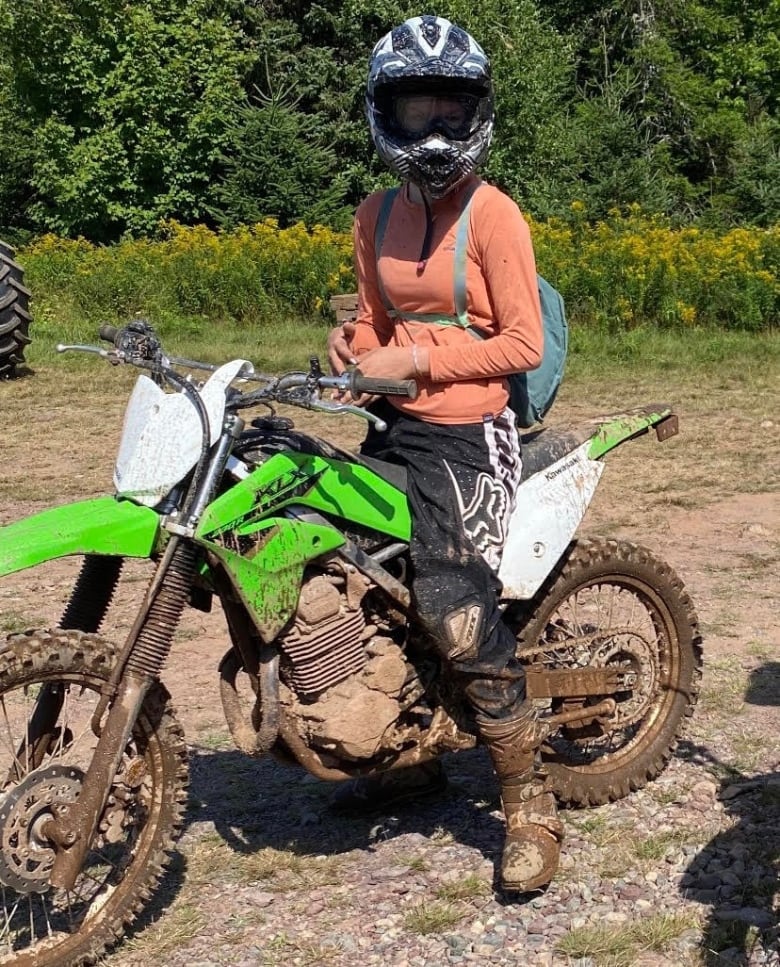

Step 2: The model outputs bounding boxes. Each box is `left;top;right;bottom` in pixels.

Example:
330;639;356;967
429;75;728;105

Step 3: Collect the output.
556;910;702;966
403;899;464;935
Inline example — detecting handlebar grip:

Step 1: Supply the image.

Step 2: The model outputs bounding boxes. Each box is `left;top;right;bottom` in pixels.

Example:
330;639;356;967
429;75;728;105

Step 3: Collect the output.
98;325;119;345
350;372;419;399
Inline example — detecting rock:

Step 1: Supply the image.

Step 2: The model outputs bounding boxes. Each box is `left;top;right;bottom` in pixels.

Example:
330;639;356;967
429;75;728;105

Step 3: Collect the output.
619;884;644;901
691;779;719;800
246;890;275;908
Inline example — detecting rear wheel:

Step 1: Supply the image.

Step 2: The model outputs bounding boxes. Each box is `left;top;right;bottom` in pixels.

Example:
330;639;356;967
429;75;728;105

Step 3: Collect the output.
511;538;702;807
0;630;188;966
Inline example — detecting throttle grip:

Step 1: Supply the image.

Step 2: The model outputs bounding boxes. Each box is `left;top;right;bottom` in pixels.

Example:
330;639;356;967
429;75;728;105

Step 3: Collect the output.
98;325;119;345
349;372;418;399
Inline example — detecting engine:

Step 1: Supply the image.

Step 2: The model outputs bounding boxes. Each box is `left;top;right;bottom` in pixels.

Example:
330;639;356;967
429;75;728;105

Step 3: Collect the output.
277;562;427;761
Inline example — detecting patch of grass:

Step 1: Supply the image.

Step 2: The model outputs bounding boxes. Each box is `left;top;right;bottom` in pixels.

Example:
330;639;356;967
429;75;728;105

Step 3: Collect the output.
648;784;686;806
556;911;701;966
631;830;689;863
702;609;742;639
429;826;456;845
0;612;31;633
698;657;748;715
197;728;232;751
122;903;203;960
184;832;236;887
434;874;490;902
566;328;780;388
233;847;343;890
746;640;775;661
401;855;430;872
260;933;340;967
727;730;772;773
403;900;463;935
570;811;625;849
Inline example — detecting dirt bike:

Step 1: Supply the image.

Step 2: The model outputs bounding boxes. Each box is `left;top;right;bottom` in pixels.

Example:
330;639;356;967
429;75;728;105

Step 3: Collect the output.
0;320;702;965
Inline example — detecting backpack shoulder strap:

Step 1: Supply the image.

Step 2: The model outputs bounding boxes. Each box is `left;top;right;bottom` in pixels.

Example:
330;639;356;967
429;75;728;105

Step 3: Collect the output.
373;188;399;314
453;180;482;327
372;181;483;329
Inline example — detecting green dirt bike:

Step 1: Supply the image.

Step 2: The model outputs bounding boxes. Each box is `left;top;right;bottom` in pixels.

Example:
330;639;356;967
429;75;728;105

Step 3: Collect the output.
0;321;702;965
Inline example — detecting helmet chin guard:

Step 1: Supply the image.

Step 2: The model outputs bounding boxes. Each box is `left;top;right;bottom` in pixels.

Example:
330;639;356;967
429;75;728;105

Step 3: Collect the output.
366;16;494;198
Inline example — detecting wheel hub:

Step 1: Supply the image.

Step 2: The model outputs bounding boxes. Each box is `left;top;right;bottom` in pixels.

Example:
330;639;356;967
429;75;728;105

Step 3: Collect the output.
590;633;657;727
0;765;84;894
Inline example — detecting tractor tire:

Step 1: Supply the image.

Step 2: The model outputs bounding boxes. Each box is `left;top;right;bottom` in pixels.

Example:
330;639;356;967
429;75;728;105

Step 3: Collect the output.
0;241;32;378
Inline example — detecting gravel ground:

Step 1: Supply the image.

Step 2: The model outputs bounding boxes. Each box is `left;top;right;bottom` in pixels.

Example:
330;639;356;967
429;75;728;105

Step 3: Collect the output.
1;380;775;966
106;679;780;967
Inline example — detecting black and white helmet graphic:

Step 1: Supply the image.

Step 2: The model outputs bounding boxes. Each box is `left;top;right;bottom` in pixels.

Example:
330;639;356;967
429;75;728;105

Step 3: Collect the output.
366;16;494;198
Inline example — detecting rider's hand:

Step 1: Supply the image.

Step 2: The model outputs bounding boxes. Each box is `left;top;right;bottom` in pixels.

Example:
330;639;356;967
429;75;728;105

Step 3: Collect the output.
327;322;357;375
354;345;428;381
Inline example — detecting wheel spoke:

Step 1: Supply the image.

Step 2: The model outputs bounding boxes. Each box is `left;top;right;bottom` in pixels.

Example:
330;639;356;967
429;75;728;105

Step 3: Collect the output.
0;697;26;779
0;630;187;965
512;539;700;807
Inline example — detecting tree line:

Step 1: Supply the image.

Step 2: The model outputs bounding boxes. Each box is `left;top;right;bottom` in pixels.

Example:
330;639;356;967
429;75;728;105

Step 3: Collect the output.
0;0;777;244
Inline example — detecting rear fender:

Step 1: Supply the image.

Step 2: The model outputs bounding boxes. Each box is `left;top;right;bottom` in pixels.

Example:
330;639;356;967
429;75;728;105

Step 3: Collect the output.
587;404;677;459
0;497;161;578
499;406;677;600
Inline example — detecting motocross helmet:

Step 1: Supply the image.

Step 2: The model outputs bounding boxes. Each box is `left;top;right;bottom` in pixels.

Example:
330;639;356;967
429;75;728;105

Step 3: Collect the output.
366;15;494;199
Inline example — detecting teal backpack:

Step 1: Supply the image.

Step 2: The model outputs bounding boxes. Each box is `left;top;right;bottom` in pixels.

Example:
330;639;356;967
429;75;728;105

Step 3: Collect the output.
374;183;568;428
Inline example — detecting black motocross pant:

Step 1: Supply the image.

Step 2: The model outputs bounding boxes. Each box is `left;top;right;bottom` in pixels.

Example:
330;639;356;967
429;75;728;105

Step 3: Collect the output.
361;401;526;719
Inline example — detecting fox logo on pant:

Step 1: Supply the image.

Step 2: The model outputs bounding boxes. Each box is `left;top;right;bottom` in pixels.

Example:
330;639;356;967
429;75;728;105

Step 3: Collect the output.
444;464;510;571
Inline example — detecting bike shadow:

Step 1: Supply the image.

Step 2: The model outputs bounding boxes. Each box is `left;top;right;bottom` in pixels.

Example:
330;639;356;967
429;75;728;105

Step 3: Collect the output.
679;661;780;965
186;742;506;864
122;736;532;942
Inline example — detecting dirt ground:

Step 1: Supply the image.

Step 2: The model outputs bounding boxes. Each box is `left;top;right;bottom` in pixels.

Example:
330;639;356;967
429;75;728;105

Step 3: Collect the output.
0;359;778;964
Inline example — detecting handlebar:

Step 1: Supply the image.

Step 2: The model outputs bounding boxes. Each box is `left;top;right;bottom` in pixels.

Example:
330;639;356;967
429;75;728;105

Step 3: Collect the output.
57;321;417;429
349;372;418;400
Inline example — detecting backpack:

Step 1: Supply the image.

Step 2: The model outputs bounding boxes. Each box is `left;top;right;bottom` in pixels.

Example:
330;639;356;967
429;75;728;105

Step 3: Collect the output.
374;184;568;428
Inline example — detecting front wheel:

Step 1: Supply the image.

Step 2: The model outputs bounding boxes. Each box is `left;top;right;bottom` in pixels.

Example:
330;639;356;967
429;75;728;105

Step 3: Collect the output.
0;630;188;966
511;538;702;807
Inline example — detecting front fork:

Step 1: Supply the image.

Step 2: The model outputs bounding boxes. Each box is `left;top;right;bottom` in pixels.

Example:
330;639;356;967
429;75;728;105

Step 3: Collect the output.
42;414;245;890
46;536;198;888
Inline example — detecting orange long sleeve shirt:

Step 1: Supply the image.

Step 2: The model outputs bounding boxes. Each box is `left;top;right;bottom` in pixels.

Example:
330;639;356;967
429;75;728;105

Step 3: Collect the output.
350;176;543;424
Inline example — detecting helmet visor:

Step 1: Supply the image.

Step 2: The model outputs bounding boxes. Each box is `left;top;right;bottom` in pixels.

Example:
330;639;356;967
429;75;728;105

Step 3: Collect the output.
391;93;482;142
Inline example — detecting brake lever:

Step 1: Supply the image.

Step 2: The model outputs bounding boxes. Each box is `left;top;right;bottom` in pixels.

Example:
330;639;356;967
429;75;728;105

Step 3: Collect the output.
56;344;117;360
309;397;387;431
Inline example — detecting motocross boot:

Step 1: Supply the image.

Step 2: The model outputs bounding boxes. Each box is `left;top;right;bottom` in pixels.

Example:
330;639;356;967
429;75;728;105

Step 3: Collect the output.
329;760;448;813
477;702;564;892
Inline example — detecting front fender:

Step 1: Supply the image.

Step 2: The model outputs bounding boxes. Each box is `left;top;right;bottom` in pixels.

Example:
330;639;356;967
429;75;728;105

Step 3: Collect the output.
0;496;161;578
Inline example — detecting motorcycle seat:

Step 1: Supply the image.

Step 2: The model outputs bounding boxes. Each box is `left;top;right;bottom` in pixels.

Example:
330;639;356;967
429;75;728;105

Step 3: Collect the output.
518;427;592;481
355;426;594;492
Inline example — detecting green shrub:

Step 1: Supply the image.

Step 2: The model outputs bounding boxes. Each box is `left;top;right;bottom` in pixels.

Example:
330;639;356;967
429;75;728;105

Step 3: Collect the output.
20;212;778;338
532;206;779;332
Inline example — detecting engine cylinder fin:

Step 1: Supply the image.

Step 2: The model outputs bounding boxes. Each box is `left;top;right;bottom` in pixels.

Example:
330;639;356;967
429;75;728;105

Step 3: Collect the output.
279;608;366;699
